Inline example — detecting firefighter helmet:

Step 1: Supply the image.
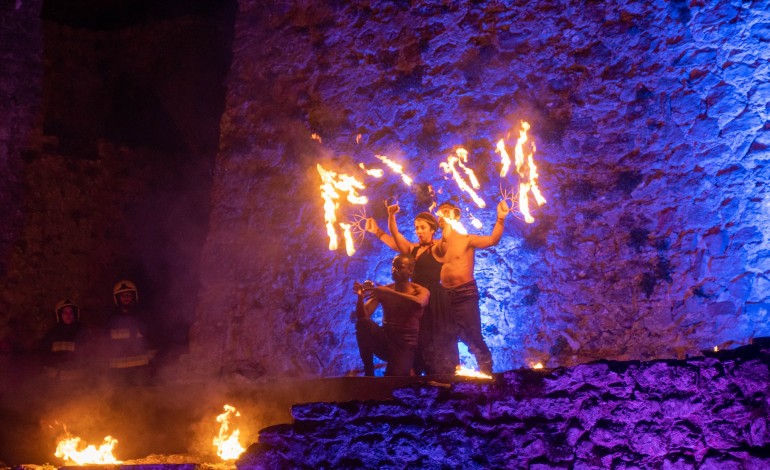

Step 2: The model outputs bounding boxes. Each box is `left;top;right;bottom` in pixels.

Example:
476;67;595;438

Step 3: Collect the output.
55;299;80;323
113;280;139;305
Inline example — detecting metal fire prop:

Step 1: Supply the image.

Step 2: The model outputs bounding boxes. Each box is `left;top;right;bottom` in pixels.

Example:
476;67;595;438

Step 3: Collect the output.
316;120;547;256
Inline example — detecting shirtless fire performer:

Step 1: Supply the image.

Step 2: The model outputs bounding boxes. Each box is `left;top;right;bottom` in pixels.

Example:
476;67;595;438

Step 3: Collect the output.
435;200;510;375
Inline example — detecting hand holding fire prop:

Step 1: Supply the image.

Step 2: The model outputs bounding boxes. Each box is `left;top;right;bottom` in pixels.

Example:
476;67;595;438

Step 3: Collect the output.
353;280;376;296
496;200;511;220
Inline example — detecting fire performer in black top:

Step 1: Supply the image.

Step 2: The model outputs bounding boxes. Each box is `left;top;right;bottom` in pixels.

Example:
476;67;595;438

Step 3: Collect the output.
354;254;430;377
366;203;459;375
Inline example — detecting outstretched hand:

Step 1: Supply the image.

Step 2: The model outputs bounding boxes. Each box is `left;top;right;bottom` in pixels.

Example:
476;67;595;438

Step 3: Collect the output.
365;218;379;234
387;203;400;217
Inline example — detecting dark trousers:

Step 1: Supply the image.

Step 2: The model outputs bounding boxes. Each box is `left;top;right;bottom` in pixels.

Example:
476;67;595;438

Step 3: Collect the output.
355;318;416;376
445;280;493;374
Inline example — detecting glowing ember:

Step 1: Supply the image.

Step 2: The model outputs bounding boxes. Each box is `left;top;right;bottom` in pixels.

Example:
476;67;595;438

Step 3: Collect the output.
55;435;122;465
454;365;492;379
316;164;368;255
440;148;486;208
375;154;413;186
213;404;246;461
311;133;323;143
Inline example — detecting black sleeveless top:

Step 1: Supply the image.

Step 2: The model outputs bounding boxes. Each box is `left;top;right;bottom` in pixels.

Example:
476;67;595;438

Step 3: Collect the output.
410;245;442;288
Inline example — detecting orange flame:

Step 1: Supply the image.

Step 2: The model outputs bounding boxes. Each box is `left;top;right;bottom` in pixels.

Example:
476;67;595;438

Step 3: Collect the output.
531;362;544;370
439;148;486;208
339;222;356;256
496;138;511;177
311;133;323;143
213;404;246;461
55;435;122;465
358;162;384;178
512;121;546;223
454;365;492;379
316;164;368;255
375;154;413;186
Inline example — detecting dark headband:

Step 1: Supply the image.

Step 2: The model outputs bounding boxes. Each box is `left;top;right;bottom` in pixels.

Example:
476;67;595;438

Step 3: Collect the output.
414;212;439;230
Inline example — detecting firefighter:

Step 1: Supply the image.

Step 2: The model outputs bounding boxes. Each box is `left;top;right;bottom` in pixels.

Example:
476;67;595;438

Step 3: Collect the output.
41;299;86;381
105;280;154;385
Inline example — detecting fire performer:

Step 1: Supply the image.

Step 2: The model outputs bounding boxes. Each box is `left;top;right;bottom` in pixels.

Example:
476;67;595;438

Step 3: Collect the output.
353;254;430;376
367;204;459;375
435;200;510;375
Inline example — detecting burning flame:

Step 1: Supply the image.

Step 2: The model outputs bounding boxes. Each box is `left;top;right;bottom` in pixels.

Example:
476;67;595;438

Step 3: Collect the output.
339;222;356;256
316;164;368;255
469;213;483;229
454;365;492;379
55;435;122;465
311;133;323;143
358;162;384;178
713;346;719;352
213;404;246;461
510;121;547;223
440;148;486;208
496;138;511;177
531;362;544;370
375;154;413;186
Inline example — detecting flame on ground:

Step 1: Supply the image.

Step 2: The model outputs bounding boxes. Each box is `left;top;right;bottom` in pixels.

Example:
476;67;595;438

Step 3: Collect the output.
55;435;122;465
531;362;545;369
440;148;486;208
213;404;246;461
455;365;492;380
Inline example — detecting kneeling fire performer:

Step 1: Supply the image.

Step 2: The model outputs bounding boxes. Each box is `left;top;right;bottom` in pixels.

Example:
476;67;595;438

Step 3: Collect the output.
354;254;430;376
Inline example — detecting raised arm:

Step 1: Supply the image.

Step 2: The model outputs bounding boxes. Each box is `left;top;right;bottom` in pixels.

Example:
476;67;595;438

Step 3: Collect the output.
469;200;510;249
354;281;379;318
365;217;398;251
386;204;414;255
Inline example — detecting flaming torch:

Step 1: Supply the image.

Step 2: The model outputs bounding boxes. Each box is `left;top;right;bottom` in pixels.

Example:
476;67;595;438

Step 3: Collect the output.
55;435;122;465
213;404;246;461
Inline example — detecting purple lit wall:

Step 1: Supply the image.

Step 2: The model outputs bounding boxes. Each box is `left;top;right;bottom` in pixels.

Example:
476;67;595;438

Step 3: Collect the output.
188;0;770;378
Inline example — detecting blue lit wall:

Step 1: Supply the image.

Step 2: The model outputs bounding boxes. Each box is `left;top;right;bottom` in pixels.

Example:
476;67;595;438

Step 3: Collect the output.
189;0;770;378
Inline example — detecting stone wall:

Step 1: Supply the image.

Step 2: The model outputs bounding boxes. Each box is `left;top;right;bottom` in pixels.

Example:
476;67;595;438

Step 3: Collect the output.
191;0;770;378
0;0;43;351
0;3;234;355
242;347;770;468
